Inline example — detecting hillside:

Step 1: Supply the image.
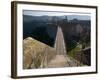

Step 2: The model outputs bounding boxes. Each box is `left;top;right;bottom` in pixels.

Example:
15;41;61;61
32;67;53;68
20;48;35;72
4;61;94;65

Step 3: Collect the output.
23;37;56;69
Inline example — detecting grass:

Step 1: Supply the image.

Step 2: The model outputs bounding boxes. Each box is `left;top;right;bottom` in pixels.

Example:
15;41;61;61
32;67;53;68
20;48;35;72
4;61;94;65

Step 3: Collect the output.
67;45;85;66
68;44;81;58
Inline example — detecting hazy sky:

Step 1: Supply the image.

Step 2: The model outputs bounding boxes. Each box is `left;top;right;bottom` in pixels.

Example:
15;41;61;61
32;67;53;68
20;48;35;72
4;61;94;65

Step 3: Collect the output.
23;10;91;20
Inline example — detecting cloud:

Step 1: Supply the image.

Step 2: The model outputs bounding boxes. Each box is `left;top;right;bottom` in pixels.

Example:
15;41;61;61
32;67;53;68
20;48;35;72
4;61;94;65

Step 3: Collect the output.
23;10;91;20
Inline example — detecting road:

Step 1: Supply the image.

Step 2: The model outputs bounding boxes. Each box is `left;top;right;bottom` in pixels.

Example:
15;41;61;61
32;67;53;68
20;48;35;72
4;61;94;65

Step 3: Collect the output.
47;26;81;68
54;26;66;55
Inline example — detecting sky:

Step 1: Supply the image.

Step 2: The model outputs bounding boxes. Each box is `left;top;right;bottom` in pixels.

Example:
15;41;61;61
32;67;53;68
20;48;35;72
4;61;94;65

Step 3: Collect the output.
23;10;91;20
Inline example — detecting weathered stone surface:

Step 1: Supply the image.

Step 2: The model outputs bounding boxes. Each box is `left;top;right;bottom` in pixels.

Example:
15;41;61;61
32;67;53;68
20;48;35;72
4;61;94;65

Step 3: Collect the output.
23;37;46;69
23;37;56;69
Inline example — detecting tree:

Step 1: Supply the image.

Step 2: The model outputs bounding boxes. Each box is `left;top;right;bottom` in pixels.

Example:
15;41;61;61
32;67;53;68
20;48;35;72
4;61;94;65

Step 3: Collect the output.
31;27;54;47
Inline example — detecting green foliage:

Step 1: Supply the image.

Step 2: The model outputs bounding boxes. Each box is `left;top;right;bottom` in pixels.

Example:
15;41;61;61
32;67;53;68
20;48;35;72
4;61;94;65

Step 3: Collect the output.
79;35;90;49
68;45;81;58
67;40;77;52
31;27;54;46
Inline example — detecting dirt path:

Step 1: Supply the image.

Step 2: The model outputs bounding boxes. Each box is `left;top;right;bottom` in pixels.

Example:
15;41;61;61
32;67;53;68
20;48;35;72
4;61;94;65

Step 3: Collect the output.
47;55;67;68
47;26;81;68
47;54;80;68
54;26;66;56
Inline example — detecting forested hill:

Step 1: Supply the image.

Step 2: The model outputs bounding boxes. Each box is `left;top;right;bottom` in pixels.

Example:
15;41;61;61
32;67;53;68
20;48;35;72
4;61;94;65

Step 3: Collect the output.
23;15;90;49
